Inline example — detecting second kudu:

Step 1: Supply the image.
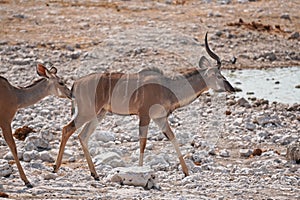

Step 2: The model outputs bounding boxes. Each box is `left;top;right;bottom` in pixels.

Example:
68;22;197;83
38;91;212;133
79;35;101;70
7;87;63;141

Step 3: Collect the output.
0;64;71;187
53;33;235;179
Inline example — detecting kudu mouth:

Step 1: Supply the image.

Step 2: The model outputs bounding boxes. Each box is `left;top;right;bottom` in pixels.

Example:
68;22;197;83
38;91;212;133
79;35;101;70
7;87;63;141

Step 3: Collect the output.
224;80;235;93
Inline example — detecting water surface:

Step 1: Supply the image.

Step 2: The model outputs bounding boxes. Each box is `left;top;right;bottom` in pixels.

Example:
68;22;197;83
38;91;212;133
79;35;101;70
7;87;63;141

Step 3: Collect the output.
224;67;300;105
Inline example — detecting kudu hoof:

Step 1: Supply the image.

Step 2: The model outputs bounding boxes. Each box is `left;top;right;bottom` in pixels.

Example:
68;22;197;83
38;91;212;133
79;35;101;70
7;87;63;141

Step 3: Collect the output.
91;173;100;181
52;165;58;173
25;182;33;188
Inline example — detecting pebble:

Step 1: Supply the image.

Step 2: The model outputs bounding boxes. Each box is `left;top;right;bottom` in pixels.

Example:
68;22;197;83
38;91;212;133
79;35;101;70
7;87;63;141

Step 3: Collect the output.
110;166;160;190
0;159;13;177
92;131;116;143
280;13;291;20
39;151;55;163
245;122;256;131
288;32;299;40
0;3;299;198
23;150;39;162
237;97;251;108
239;149;253;157
94;152;125;167
219;149;230;157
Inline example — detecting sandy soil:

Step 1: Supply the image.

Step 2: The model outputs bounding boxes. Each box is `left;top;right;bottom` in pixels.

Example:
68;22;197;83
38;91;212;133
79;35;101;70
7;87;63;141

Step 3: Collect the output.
0;0;299;69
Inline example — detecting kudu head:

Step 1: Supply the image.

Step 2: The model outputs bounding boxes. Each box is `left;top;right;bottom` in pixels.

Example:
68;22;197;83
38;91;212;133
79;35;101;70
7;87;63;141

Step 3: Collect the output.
36;64;72;99
198;33;235;93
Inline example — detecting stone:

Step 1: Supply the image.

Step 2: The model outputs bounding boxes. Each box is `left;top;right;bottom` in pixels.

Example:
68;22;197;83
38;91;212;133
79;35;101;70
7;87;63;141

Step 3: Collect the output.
40;109;50;116
70;51;81;59
110;166;160;190
144;154;170;169
41;130;54;141
255;115;281;127
265;52;277;62
24;135;51;151
237;98;251;108
239;149;253;157
238;0;249;3
11;58;31;65
3;150;23;160
280;13;291;20
0;139;6;146
93;131;116;143
0;159;13;177
43;173;58;180
94;152;125;167
219;149;230;157
217;0;231;4
288;32;299;40
245;122;256;131
192;150;209;163
286;142;300;163
39;151;55;163
23;150;39;162
233;118;243;126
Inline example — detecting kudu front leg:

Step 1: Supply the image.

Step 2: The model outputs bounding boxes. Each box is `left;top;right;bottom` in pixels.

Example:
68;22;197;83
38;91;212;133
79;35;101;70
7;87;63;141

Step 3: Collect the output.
1;125;32;188
153;117;189;176
53;120;77;173
138;117;150;166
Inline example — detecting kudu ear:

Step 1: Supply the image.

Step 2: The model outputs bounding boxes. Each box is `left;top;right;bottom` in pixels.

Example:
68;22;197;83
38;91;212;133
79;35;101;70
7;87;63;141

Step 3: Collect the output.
198;56;212;69
36;64;52;78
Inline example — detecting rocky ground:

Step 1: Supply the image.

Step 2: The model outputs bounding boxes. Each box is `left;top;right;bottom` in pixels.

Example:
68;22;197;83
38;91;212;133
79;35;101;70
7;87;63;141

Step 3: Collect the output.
0;0;299;199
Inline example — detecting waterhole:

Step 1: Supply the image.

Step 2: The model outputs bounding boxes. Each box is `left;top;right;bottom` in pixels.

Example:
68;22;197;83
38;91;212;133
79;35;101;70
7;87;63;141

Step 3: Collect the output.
224;67;300;104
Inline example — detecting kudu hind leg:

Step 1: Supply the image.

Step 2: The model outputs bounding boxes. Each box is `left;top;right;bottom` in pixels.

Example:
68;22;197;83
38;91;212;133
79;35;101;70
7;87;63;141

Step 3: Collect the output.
153;117;189;176
138;117;150;166
1;125;32;187
78;110;106;180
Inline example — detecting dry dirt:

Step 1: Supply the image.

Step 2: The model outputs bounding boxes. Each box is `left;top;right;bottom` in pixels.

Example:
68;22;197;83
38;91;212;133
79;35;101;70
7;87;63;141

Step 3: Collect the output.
0;0;299;69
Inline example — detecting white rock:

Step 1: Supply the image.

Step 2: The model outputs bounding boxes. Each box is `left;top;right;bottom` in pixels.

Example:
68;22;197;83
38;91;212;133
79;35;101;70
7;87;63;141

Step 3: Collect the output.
239;149;253;157
23;150;39;162
41;130;54;141
40;109;50;116
144;154;169;168
24;135;50;151
93;131;116;142
192;150;209;163
39;151;55;163
245;123;256;131
0;159;13;177
3;150;23;160
110;166;160;190
233;118;243;126
219;149;230;157
94;152;125;167
0;138;6;146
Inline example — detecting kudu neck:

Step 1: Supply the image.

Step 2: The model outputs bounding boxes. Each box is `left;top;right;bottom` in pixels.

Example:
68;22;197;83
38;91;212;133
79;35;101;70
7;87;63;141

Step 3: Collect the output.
15;78;51;108
170;68;208;109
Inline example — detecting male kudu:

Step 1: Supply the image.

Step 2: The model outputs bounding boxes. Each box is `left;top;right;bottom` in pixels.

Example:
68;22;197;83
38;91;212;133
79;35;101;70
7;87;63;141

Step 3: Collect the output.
53;33;235;180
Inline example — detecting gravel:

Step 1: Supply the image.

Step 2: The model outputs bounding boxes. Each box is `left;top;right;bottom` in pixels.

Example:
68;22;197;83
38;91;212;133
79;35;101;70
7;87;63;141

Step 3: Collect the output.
0;0;299;199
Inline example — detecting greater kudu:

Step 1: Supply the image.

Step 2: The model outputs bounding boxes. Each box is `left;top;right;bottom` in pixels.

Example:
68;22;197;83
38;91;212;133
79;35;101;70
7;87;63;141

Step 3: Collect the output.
0;64;71;187
53;33;235;180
